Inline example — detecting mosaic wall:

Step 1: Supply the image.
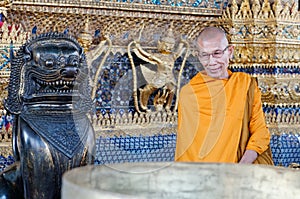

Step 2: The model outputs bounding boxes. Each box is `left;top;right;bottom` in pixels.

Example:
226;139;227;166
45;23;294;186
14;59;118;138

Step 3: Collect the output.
0;0;300;171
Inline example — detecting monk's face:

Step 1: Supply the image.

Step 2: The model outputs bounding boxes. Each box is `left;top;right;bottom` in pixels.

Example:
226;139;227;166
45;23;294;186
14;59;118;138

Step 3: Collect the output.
197;34;234;79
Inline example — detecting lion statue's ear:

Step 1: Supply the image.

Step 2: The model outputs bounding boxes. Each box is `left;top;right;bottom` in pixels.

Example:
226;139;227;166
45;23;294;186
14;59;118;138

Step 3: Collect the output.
4;43;30;114
79;47;84;56
79;47;86;62
23;45;32;62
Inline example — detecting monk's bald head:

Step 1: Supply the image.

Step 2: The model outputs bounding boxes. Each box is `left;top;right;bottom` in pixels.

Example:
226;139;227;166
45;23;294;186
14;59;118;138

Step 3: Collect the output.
196;27;228;49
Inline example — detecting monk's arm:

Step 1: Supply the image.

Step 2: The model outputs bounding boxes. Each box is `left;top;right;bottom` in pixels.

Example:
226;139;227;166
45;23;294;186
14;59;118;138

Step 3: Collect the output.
239;149;258;164
246;82;270;157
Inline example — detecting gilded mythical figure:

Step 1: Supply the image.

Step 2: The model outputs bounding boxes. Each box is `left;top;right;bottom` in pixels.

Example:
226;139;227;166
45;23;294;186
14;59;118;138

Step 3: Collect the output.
129;26;188;112
1;21;8;42
230;0;239;19
281;3;291;18
76;19;112;101
238;0;252;19
259;47;272;63
290;3;298;19
292;47;299;61
252;0;261;18
272;0;283;17
9;24;17;41
16;25;28;44
86;34;112;100
241;45;253;63
259;0;274;19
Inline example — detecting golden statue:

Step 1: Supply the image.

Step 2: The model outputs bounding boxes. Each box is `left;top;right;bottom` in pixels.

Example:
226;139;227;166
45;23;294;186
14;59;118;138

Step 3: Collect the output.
259;0;274;19
129;26;188;112
86;35;112;100
238;0;252;19
230;0;239;19
252;0;261;18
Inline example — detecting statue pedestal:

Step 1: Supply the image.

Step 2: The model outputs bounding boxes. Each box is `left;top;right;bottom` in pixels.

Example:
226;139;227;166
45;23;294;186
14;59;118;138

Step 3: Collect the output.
62;162;300;199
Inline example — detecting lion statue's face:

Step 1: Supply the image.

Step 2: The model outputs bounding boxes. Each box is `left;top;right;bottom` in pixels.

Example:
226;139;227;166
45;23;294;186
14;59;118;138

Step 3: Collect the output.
5;33;92;114
24;41;86;102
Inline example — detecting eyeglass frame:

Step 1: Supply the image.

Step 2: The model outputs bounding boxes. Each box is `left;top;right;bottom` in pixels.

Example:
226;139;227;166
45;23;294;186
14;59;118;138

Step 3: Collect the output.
197;45;231;61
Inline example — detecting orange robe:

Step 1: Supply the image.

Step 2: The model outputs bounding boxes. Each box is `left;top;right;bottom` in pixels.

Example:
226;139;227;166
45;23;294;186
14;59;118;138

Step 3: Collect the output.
175;70;270;163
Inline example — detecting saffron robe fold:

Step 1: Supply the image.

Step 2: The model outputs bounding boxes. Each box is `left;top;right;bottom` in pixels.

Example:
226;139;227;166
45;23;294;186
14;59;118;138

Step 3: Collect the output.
175;70;271;163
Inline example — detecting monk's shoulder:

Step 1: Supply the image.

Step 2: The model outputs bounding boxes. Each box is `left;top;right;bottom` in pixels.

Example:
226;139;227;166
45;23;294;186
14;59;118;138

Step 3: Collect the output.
230;71;251;81
179;73;201;95
180;81;193;95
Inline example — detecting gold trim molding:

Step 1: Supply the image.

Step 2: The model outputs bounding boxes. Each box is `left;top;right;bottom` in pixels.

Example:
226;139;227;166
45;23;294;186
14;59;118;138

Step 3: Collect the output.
220;0;300;64
9;0;223;16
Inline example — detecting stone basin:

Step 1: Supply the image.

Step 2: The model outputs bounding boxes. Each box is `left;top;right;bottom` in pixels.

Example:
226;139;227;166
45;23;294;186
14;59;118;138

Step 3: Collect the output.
61;162;300;199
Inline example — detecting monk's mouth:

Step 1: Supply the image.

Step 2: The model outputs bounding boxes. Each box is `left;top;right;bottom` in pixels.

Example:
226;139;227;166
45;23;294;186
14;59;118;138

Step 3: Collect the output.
210;67;222;73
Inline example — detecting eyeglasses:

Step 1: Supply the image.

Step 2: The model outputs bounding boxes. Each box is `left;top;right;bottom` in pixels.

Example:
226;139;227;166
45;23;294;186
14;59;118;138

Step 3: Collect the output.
198;46;230;61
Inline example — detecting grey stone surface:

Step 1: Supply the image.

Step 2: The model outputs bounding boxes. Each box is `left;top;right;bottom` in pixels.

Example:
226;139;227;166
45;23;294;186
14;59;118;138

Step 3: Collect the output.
62;162;300;199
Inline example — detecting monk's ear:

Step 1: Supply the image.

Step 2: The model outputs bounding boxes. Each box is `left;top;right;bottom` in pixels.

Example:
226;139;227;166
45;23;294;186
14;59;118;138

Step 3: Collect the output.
228;45;234;59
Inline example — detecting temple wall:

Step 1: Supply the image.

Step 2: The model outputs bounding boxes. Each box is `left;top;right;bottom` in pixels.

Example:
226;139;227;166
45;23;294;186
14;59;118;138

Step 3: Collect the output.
0;0;299;169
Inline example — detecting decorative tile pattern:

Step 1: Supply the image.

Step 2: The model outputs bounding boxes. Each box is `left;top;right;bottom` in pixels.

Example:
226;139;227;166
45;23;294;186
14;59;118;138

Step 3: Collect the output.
94;134;177;164
1;132;299;172
0;155;14;172
93;133;300;166
271;133;300;167
229;64;300;75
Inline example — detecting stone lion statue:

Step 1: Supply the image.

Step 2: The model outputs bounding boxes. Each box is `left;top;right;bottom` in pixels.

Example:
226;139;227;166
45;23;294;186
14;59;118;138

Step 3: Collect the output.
1;32;95;199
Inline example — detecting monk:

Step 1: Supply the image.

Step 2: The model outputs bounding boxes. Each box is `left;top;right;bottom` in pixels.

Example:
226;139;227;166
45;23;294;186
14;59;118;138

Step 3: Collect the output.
175;27;273;164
